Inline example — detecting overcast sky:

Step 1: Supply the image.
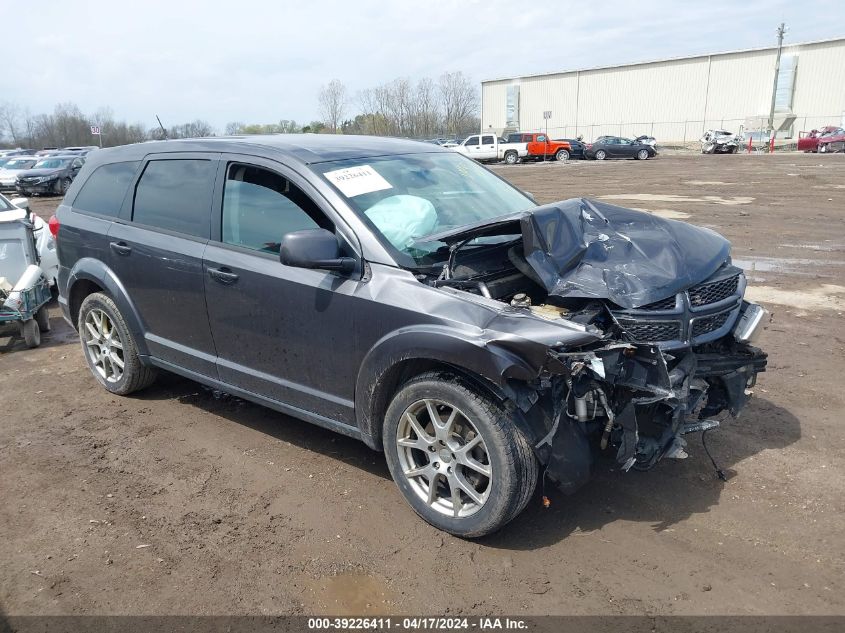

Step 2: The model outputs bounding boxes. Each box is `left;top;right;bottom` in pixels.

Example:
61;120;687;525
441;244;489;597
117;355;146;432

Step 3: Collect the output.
7;0;844;131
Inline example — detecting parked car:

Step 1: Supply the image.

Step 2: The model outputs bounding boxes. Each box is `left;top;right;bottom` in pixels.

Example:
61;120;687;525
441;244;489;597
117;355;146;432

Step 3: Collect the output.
700;130;740;154
634;135;658;152
0;156;38;191
817;128;845;153
554;138;586;159
61;146;99;155
55;135;767;537
797;126;841;152
0;149;37;159
506;132;572;162
0;192;58;287
15;155;85;196
585;136;656;160
450;133;528;164
34;148;60;156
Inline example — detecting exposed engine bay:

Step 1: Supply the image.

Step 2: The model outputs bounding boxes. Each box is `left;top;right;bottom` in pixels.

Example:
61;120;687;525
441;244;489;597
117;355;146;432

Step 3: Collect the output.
417;198;768;491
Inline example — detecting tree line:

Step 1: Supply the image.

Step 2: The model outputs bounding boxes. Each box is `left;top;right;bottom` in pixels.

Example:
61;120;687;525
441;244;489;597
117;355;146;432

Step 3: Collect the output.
0;71;479;149
0;102;216;149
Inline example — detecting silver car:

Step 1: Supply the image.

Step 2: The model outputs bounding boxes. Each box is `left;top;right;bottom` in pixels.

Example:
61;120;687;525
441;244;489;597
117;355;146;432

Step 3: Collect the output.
0;156;38;191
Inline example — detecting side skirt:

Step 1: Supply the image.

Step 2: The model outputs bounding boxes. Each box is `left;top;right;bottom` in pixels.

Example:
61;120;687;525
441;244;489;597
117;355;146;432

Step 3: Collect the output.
143;356;365;442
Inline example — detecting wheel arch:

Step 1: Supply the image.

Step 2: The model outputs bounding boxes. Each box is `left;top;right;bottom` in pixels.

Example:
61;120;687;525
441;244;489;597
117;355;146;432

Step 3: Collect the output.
66;258;148;356
355;326;539;450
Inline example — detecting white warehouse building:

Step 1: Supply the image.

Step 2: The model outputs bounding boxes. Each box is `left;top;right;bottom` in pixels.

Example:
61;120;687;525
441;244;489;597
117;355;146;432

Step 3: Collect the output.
481;37;845;143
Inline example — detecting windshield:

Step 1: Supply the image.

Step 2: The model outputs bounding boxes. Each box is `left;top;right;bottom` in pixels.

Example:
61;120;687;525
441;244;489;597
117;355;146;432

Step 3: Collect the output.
315;152;535;268
34;158;69;169
3;159;36;170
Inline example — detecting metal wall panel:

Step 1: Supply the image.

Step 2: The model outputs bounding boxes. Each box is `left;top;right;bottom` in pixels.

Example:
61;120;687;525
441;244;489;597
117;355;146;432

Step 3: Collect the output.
482;39;845;142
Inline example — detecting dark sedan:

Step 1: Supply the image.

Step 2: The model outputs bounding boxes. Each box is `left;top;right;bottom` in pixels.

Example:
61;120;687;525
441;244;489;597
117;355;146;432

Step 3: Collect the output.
16;155;85;196
555;138;586;159
585;136;656;160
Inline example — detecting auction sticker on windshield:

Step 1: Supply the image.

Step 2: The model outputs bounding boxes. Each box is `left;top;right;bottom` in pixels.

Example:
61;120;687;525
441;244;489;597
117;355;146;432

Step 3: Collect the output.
324;164;392;198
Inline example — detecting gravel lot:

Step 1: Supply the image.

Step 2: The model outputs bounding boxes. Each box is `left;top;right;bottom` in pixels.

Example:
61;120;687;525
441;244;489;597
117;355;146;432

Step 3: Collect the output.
1;152;843;616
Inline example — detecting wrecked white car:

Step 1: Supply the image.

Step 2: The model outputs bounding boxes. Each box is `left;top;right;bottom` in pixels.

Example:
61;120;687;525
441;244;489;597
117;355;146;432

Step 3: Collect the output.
700;129;741;154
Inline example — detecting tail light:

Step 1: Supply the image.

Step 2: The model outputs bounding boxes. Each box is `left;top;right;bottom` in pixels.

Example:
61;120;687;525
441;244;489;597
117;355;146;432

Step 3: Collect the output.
586;144;593;149
48;214;60;238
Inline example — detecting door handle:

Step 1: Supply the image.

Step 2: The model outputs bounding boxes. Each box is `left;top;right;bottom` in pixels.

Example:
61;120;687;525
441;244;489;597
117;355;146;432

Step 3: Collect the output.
207;267;239;284
109;241;132;256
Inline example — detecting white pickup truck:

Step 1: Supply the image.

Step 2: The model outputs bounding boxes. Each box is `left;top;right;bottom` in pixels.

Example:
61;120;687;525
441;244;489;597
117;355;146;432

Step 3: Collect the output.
449;133;528;164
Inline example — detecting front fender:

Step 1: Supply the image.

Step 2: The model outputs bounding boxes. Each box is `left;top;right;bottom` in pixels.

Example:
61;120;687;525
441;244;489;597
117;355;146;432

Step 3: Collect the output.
65;257;148;356
355;324;540;449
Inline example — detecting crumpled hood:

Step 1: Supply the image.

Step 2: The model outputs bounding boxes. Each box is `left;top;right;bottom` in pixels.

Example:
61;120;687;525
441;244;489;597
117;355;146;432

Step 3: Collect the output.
522;198;730;309
424;197;731;310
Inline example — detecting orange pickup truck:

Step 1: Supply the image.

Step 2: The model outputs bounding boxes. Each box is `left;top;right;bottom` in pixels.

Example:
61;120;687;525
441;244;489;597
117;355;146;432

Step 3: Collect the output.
508;132;572;161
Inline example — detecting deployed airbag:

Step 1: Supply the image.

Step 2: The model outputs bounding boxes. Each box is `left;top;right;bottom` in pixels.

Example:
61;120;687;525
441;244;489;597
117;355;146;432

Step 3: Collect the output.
365;195;437;251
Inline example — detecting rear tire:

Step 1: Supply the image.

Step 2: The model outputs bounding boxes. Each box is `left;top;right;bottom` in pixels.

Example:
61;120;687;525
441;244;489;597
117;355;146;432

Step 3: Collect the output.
22;319;41;348
35;307;51;332
383;371;538;538
504;151;518;165
78;292;157;395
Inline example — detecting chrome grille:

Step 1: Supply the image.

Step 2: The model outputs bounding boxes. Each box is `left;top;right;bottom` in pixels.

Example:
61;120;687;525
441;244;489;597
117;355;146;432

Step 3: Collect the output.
689;274;740;307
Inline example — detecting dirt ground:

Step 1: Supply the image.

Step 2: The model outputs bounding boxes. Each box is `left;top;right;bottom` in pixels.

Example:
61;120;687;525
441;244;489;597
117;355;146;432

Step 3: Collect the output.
1;152;843;617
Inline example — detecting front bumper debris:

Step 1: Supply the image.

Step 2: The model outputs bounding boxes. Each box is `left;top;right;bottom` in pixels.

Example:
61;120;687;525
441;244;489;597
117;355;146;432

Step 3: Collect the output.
540;334;767;492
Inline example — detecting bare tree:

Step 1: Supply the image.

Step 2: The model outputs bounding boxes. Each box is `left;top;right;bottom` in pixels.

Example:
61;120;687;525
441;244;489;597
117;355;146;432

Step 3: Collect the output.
225;121;244;135
413;77;440;138
439;71;478;136
319;79;347;134
168;120;215;139
0;102;23;145
277;119;301;133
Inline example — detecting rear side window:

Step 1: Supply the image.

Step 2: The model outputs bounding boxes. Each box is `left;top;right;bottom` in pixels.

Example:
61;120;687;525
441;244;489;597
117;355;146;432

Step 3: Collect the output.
133;159;215;238
72;161;140;217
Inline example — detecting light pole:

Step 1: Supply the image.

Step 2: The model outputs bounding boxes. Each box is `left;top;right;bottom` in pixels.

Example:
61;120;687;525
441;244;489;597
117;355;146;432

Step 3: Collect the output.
767;22;787;138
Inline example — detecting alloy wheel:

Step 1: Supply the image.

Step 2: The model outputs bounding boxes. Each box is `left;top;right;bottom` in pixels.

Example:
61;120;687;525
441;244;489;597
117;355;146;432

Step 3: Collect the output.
83;309;125;383
396;399;492;518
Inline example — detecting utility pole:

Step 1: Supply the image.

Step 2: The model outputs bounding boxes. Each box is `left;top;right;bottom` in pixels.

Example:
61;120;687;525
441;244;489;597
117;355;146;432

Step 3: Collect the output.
767;22;787;136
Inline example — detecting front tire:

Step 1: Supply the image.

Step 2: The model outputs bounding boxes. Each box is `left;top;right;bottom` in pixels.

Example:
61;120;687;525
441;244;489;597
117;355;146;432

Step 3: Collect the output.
594;149;607;160
383;371;538;538
636;149;649;160
54;178;70;196
78;292;157;395
555;149;570;161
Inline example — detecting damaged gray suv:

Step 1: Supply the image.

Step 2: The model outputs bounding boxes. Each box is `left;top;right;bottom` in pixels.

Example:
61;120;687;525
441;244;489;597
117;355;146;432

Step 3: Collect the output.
55;135;767;537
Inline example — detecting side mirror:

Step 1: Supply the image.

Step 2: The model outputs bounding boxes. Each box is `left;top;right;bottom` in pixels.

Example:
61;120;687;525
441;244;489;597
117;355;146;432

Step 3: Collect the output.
280;228;356;274
10;196;30;210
